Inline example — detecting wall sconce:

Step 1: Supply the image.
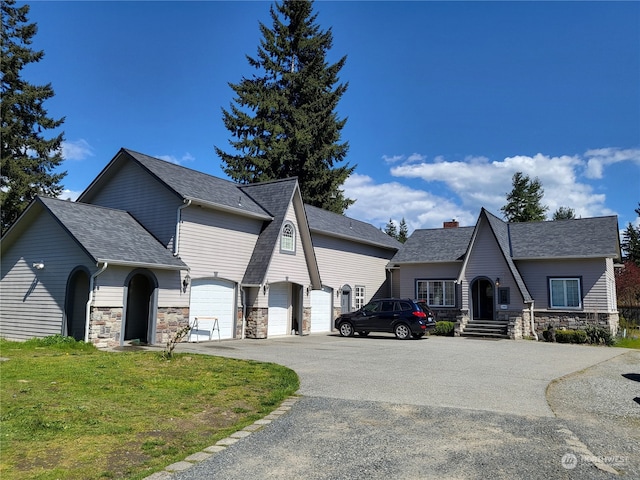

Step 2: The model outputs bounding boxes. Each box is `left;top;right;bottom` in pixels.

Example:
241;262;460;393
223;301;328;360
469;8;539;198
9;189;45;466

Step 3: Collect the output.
336;287;343;298
32;261;45;270
263;282;269;295
495;277;500;287
182;273;190;292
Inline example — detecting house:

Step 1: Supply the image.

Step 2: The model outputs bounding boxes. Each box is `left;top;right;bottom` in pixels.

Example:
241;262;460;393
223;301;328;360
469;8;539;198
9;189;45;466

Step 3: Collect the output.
387;208;621;338
0;148;400;347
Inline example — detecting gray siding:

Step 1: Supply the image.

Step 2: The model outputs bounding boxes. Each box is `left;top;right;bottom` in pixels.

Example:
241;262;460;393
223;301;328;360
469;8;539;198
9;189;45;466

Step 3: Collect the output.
313;233;394;308
179;205;262;282
462;220;526;310
517;258;612;312
86;160;182;247
397;263;461;299
0;212;94;340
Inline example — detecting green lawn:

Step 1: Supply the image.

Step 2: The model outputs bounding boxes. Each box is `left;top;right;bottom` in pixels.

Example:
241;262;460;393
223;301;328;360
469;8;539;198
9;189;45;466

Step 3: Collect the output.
0;337;299;480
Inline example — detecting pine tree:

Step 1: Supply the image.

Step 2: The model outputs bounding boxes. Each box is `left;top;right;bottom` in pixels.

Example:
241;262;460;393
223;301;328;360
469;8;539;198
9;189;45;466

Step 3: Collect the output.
501;172;548;223
621;203;640;266
1;0;65;233
398;218;408;243
384;218;397;240
552;206;576;220
215;0;354;214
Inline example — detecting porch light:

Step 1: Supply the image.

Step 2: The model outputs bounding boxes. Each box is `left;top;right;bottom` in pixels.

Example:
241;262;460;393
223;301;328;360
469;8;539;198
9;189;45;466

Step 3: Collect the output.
32;261;45;270
495;278;500;287
182;273;191;291
263;282;269;295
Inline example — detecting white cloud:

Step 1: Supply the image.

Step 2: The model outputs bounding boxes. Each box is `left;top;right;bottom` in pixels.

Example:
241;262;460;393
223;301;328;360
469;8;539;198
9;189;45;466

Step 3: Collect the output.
343;173;475;232
58;189;82;201
61;139;94;161
156;152;195;165
346;148;635;232
584;147;640;179
382;154;404;164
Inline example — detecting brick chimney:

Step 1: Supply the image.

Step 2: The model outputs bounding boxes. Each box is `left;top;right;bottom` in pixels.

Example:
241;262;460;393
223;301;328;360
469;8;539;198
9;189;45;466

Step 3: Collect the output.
443;219;459;229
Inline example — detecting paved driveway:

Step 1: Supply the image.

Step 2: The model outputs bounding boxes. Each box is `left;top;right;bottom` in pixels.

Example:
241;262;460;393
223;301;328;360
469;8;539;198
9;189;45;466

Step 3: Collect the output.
162;335;638;479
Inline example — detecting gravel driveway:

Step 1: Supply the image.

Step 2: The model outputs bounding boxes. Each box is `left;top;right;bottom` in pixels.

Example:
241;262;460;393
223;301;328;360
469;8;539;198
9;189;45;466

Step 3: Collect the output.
147;335;639;479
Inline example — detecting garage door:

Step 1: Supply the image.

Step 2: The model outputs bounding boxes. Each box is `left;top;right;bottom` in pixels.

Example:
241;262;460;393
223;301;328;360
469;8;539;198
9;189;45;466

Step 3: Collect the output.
268;283;290;337
189;279;236;340
310;287;333;333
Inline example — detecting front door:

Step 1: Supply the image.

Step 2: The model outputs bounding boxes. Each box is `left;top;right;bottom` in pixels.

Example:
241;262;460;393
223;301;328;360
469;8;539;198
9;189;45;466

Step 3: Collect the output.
341;285;352;314
471;278;494;320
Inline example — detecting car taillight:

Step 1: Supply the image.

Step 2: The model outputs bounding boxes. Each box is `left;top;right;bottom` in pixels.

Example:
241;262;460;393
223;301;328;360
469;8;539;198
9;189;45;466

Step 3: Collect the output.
412;311;426;318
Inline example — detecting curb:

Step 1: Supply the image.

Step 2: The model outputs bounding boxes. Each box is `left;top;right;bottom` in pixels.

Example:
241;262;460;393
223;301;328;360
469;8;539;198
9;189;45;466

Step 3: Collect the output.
143;396;300;479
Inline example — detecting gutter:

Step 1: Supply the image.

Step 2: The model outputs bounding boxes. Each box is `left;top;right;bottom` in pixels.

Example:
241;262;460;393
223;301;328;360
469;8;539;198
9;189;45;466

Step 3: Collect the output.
174;199;192;256
85;261;108;343
529;301;538;341
240;286;247;340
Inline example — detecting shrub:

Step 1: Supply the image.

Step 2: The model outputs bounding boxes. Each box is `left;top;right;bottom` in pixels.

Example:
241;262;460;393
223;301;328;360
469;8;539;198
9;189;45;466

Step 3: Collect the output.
23;335;96;351
432;321;455;336
585;325;614;346
555;329;588;344
542;327;556;342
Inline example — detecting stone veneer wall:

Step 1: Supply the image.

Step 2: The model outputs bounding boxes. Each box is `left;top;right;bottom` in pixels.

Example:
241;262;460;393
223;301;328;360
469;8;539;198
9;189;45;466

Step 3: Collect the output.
533;311;619;337
88;306;189;348
301;307;311;334
245;307;268;339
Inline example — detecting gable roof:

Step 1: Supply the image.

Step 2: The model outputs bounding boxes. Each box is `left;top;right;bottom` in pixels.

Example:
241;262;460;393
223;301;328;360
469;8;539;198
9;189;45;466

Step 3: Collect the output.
388;226;474;264
305;204;402;250
79;149;272;220
508;215;621;259
239;178;321;286
34;197;187;270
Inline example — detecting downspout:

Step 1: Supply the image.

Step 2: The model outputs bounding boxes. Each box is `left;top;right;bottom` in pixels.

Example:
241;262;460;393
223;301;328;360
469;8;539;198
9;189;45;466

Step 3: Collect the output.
85;262;108;343
174;199;192;256
240;286;247;340
529;301;538;341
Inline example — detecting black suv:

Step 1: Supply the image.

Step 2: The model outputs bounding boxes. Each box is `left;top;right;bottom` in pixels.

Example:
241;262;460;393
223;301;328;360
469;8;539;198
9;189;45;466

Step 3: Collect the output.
334;298;436;340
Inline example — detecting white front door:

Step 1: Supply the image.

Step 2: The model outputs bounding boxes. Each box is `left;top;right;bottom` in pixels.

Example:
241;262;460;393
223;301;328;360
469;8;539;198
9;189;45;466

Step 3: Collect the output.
189;279;236;340
268;283;290;336
310;286;333;333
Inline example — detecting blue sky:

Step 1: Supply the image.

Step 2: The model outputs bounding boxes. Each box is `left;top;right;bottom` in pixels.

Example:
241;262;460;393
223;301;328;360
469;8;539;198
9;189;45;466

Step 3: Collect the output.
22;0;640;232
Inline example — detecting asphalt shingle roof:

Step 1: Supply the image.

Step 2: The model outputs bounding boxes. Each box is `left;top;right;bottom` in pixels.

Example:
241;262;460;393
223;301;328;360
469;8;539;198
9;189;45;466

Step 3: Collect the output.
39;197;187;269
124;149;270;218
239;179;299;285
305;204;402;250
389;226;474;263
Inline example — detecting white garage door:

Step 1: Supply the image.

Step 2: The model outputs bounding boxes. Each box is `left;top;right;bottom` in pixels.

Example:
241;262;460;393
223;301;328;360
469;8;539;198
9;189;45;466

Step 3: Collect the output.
189;279;236;340
310;287;333;333
268;283;290;337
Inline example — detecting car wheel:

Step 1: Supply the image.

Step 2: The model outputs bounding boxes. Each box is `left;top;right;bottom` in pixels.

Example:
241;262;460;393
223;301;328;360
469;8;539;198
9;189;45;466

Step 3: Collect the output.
394;323;411;340
412;333;424;339
339;322;354;337
358;331;370;336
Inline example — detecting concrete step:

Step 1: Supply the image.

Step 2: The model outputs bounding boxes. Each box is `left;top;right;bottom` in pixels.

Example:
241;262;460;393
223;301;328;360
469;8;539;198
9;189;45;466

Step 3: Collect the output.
462;320;508;338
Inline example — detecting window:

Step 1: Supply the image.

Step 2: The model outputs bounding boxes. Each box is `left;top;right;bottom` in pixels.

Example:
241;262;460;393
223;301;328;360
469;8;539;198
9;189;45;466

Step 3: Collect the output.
280;222;295;253
416;280;455;307
355;286;365;310
498;287;510;305
549;278;581;308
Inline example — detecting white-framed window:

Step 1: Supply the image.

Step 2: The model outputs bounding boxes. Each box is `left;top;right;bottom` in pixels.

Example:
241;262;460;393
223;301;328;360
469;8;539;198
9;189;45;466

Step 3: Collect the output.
549;277;581;308
416;280;455;307
280;222;295;253
355;286;365;310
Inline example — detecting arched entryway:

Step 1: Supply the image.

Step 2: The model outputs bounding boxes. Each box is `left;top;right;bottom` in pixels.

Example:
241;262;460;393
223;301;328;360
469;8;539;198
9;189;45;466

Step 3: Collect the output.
123;270;157;345
64;268;90;341
471;278;495;321
340;285;352;314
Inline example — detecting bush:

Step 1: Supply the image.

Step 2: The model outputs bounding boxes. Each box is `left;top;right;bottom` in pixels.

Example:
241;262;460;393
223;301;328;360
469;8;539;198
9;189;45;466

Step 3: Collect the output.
23;334;96;351
432;321;455;336
555;329;588;344
585;325;614;346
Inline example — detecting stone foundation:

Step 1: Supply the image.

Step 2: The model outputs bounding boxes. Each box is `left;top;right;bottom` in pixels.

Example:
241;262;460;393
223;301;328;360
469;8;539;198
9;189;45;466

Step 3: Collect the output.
245;307;268;339
155;307;190;345
533;311;619;337
89;307;122;348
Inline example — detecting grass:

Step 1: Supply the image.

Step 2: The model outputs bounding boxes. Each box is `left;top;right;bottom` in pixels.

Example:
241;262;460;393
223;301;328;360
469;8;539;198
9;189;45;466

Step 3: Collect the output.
614;335;640;349
0;337;299;480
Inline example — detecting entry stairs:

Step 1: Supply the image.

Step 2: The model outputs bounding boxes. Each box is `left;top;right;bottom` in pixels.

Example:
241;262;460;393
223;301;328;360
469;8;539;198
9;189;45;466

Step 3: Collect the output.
461;319;509;339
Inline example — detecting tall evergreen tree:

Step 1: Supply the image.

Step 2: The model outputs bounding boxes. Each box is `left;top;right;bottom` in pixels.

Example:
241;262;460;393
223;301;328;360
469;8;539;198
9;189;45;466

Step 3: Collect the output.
215;0;354;213
552;206;576;220
398;217;408;243
621;203;640;266
384;218;397;240
501;172;548;223
1;0;65;233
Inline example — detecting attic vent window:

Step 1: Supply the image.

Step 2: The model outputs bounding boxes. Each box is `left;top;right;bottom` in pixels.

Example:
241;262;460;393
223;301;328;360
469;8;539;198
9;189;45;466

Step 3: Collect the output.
280;222;296;253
